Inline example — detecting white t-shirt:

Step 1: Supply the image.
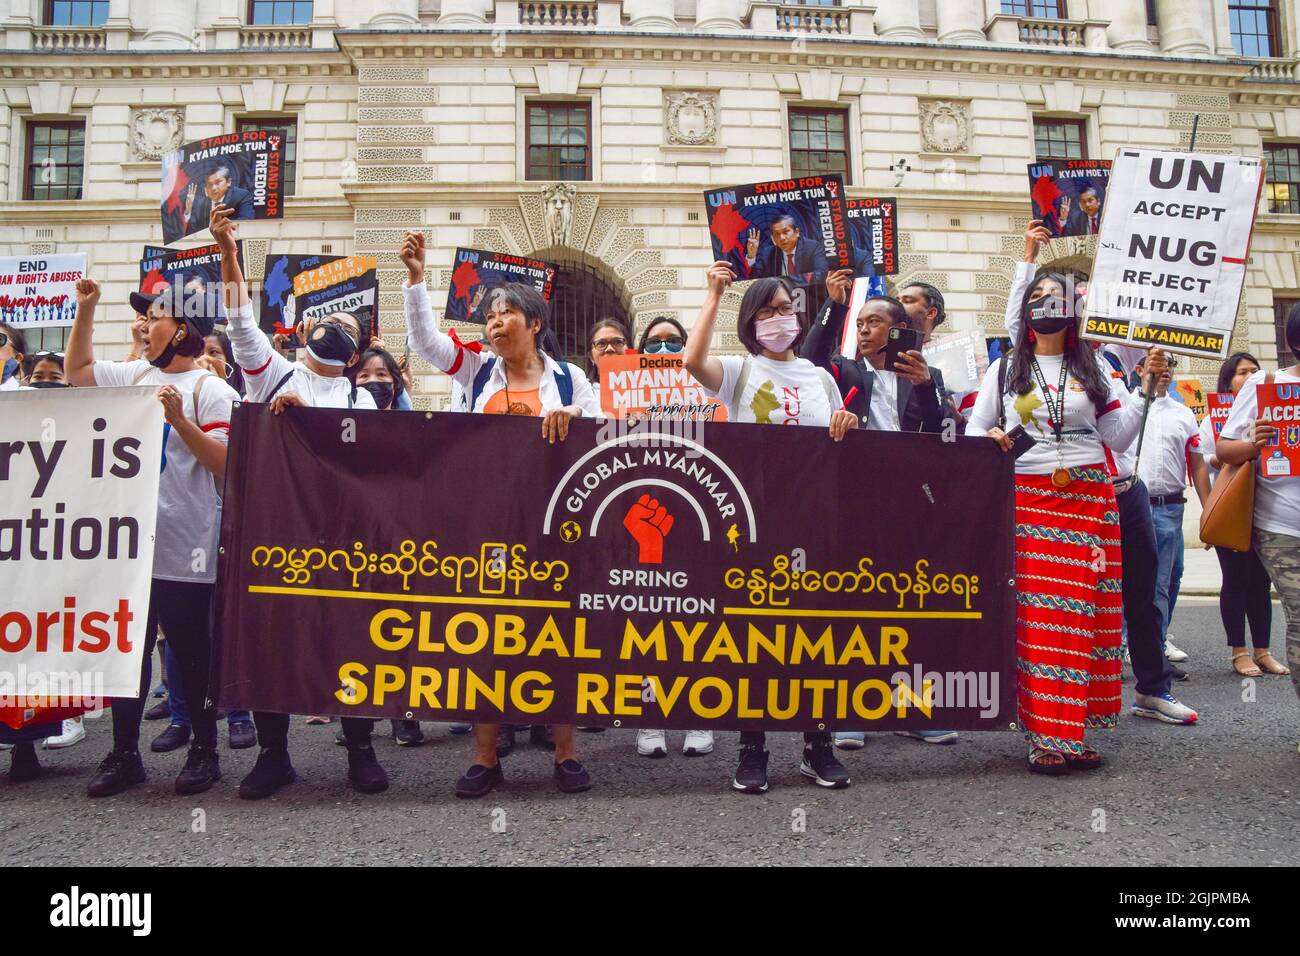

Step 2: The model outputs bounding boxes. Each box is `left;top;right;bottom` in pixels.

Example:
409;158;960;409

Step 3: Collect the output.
967;353;1140;476
92;360;237;584
1197;412;1219;483
1221;368;1300;536
707;354;835;427
1136;393;1200;497
867;368;901;432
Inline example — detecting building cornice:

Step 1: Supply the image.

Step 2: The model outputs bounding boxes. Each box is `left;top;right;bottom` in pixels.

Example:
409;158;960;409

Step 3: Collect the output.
0;196;351;224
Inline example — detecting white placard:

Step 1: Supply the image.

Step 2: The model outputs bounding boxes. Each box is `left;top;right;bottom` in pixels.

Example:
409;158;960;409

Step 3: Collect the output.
0;253;87;329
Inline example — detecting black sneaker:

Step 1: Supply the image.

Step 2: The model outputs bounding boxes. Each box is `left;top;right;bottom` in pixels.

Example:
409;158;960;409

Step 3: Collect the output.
227;720;257;750
87;748;146;798
578;726;606;733
554;758;591;793
8;742;41;783
496;725;515;757
530;724;555;751
1170;663;1190;682
800;740;851;789
346;745;389;794
144;699;171;721
455;763;503;798
175;745;221;795
238;747;296;800
732;745;770;794
151;723;191;753
392;720;425;747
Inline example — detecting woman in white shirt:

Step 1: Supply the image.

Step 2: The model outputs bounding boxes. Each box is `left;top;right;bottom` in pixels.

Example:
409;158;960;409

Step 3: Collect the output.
684;260;859;796
968;270;1148;775
1217;314;1300;713
1201;353;1287;678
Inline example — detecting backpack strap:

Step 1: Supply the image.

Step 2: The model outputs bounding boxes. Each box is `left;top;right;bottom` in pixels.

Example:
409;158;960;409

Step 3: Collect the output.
469;357;496;411
265;369;295;403
553;362;574;407
730;355;753;413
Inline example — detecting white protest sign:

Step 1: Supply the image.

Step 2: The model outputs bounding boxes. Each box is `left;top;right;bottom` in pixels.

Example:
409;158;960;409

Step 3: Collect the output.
0;253;87;329
924;330;988;395
1086;148;1263;359
0;387;162;703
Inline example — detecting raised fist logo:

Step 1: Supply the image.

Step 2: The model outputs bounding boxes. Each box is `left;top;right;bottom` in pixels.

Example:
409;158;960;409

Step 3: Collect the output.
623;493;674;564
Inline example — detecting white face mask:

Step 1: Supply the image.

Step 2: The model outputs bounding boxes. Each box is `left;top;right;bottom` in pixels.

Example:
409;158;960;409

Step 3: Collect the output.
754;314;801;352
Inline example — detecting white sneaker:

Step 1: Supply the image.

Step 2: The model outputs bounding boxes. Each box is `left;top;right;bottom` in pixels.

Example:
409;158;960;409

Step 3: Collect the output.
682;729;714;756
636;728;667;757
0;741;11;751
1132;692;1198;725
1165;639;1189;663
43;717;86;749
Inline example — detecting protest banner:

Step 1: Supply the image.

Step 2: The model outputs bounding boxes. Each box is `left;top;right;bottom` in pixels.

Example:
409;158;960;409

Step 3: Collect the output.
923;330;990;397
0;253;86;329
836;275;889;359
260;253;378;338
0;387;163;728
161;130;284;244
704;175;852;281
1086;149;1264;359
1255;382;1300;477
1027;160;1111;238
845;197;899;276
597;353;728;422
1172;375;1208;422
445;248;558;326
139;243;241;322
1207;391;1234;438
213;408;1017;731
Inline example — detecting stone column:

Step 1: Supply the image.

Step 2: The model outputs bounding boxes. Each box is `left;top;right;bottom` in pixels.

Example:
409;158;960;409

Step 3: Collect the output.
626;0;676;31
936;0;986;44
369;0;420;26
695;0;745;32
1155;0;1213;56
872;0;924;40
137;0;197;47
1104;0;1153;51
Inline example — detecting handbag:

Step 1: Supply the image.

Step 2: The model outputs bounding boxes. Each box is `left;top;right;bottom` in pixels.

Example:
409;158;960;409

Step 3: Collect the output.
1199;371;1270;552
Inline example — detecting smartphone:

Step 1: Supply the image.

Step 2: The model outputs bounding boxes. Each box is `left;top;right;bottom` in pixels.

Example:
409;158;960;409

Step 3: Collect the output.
1005;424;1037;461
883;327;924;370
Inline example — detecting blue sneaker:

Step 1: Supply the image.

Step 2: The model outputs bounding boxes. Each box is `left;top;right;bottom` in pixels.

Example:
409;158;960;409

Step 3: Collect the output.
895;730;959;745
833;731;866;750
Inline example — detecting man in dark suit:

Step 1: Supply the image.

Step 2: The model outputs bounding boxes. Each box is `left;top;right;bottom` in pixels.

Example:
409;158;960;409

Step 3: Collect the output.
801;270;948;434
744;214;829;278
184;165;254;235
1063;185;1103;236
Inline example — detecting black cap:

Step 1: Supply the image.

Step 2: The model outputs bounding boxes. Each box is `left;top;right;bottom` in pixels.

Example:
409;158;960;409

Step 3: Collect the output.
130;282;218;337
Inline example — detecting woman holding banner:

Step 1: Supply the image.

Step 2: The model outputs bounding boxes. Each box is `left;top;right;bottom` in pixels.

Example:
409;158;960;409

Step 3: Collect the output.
64;275;238;797
684;260;857;794
969;269;1150;774
400;229;599;799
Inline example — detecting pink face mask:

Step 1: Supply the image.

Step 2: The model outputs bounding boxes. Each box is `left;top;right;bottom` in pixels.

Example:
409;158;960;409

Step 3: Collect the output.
754;314;801;352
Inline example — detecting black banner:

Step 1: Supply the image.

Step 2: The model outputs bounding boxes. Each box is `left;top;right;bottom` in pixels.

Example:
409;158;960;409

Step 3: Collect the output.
214;410;1017;732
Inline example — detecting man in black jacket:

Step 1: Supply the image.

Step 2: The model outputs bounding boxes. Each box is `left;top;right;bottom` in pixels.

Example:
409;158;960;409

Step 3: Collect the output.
744;215;829;279
802;269;948;434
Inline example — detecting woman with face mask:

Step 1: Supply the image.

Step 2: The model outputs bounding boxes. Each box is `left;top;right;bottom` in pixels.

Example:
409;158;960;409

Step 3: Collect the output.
684;260;859;796
637;316;688;355
210;202;388;801
401;230;600;799
63;276;239;797
349;347;405;411
968;271;1153;775
0;321;28;391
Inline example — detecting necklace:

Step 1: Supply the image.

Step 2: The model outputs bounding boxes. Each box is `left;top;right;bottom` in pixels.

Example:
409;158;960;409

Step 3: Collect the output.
1030;355;1071;489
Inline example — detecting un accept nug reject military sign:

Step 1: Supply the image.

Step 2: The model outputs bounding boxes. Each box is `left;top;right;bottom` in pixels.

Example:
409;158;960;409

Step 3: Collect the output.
1086;148;1264;360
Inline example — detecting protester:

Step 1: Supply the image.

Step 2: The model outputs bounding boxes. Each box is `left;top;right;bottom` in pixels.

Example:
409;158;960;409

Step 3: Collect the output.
896;281;966;428
1008;221;1198;728
970;258;1157;774
200;329;244;397
1217;309;1300;716
636;316;688;354
587;318;631;382
348;346;406;413
211;202;388;799
684;260;857;793
23;350;67;388
401;228;599;797
1200;353;1285;676
0;321;27;391
65;275;237;797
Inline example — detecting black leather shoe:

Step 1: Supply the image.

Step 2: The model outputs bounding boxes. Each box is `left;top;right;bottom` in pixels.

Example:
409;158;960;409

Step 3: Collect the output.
346;744;389;794
392;720;425;746
151;723;191;753
175;745;221;795
8;742;41;783
144;699;171;721
227;720;257;750
455;763;503;798
87;748;146;798
238;747;296;800
554;758;591;793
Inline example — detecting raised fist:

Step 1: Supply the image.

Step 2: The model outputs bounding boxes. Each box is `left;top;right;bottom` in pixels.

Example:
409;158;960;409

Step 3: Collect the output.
623;493;674;565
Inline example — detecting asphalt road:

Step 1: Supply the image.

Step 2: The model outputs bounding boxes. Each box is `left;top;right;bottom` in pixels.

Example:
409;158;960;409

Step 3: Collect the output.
2;599;1296;866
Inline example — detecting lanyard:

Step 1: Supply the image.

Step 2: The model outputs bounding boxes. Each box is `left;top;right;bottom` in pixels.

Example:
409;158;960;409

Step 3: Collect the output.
1029;356;1069;444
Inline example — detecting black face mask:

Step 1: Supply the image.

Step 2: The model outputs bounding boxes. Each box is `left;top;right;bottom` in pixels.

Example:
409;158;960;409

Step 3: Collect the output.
28;380;69;389
149;334;182;369
306;323;358;367
1027;296;1071;336
361;380;394;410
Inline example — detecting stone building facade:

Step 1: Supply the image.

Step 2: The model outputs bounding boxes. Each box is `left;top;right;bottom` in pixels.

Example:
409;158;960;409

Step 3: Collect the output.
4;0;1300;406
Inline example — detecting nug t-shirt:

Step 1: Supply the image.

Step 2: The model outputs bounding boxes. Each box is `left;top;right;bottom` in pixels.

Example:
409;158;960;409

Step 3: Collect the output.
707;354;835;427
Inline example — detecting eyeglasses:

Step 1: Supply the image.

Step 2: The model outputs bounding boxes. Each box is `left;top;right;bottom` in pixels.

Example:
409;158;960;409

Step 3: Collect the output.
592;337;627;352
643;338;684;354
32;350;65;360
755;303;797;321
